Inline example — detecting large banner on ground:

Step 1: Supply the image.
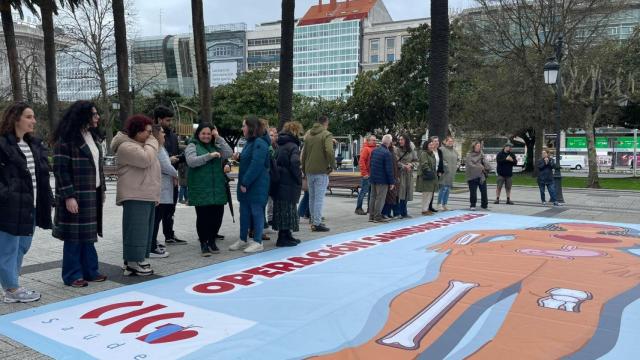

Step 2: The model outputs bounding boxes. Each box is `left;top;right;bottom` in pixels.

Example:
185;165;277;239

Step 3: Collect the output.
1;211;639;359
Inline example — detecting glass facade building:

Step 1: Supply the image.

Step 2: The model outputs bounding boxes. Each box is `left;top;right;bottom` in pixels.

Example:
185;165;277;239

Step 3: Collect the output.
293;20;361;99
57;50;118;101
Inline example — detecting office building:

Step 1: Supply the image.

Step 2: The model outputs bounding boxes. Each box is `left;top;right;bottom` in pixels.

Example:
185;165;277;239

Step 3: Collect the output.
247;21;283;71
362;18;429;72
0;12;47;102
293;0;392;99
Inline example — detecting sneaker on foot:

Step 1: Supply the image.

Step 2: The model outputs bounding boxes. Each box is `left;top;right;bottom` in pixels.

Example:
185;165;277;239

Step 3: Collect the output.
166;236;187;245
311;224;330;232
244;241;264;253
401;214;413;219
229;240;248;251
207;239;220;254
469;207;477;211
123;262;153;276
3;287;41;303
442;205;449;211
89;274;107;282
355;208;366;215
506;200;514;205
150;247;169;258
200;242;212;257
69;279;88;288
494;199;500;204
553;202;561;207
373;216;389;223
542;201;547;206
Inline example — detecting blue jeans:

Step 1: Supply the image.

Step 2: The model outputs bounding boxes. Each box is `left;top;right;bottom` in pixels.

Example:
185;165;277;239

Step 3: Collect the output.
308;174;329;226
382;202;401;217
397;200;408;217
178;186;188;202
0;229;33;290
356;177;370;209
62;242;100;285
240;202;265;244
298;191;310;218
438;185;451;205
538;182;557;203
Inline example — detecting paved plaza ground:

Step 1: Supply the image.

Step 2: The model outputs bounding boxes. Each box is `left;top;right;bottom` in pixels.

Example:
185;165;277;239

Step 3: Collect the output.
1;177;639;359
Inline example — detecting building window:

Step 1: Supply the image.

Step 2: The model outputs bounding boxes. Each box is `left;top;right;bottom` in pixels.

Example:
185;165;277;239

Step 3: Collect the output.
369;38;379;63
385;37;395;62
401;35;409;47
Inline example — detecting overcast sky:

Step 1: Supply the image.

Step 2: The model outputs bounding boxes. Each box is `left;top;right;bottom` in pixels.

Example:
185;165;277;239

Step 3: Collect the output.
131;0;476;37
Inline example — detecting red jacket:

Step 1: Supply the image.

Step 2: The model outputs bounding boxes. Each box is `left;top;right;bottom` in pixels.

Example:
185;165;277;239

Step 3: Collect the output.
359;142;377;177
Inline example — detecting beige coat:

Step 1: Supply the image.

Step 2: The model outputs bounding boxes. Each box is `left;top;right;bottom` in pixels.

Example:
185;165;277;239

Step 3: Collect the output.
111;131;161;205
394;144;418;201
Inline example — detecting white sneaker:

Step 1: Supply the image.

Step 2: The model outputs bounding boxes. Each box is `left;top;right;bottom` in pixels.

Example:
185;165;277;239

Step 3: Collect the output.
542;201;547;206
229;240;248;251
244;241;264;253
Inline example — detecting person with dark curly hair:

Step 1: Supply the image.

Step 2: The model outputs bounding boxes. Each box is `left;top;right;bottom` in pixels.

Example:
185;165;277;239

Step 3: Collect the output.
52;100;107;288
0;102;52;302
111;115;161;276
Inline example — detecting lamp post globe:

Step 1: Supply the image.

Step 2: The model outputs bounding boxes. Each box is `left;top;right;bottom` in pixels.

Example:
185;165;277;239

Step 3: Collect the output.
544;59;559;85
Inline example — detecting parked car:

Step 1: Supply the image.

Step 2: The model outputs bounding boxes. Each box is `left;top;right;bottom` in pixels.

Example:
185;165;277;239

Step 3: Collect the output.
560;155;586;170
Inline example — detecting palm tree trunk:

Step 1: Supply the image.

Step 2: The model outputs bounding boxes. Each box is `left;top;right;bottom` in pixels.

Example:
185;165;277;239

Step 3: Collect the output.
40;0;59;135
278;0;295;130
0;7;23;101
112;0;131;125
428;0;449;140
191;0;211;123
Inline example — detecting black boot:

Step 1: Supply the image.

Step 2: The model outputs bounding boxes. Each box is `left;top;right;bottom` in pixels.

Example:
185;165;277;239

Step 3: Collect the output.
207;238;220;254
289;230;301;244
276;230;297;247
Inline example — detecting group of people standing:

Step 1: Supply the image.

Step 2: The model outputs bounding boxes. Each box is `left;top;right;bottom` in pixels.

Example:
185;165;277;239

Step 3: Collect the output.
354;134;461;221
0;99;318;303
353;134;559;216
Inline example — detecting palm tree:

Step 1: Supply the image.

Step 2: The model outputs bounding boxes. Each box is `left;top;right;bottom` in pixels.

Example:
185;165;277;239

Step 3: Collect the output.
112;0;130;124
278;0;294;130
191;0;210;123
428;0;449;140
0;1;37;101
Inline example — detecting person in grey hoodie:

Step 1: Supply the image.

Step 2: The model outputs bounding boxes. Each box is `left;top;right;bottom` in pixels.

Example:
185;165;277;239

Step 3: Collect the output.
150;125;178;259
465;141;491;210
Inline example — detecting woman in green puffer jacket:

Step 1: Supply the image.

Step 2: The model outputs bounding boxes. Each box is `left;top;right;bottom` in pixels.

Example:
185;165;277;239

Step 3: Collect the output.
185;123;232;257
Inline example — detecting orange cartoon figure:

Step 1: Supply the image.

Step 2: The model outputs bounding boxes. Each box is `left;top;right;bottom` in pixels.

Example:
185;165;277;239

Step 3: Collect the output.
314;222;640;359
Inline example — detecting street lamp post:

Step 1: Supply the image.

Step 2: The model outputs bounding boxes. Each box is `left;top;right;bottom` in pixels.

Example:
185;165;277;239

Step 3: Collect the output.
543;35;565;203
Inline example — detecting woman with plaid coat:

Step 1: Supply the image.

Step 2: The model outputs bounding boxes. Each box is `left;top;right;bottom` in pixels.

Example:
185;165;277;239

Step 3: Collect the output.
53;101;107;288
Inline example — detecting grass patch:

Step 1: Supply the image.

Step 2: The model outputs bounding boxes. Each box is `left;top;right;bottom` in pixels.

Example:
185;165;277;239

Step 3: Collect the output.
454;173;640;191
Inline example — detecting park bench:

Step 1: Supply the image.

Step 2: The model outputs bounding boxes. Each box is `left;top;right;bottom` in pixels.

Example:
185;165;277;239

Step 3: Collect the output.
327;174;360;197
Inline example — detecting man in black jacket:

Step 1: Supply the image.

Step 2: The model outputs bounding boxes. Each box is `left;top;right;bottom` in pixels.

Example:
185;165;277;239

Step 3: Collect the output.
495;142;517;205
153;105;187;245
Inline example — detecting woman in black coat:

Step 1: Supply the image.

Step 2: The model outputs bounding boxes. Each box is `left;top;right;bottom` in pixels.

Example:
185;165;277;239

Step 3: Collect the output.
273;121;304;247
53;101;107;288
0;102;52;303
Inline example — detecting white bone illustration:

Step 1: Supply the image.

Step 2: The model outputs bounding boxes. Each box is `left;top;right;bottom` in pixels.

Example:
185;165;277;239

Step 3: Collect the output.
377;280;479;350
538;288;593;313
